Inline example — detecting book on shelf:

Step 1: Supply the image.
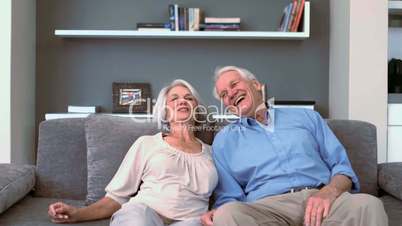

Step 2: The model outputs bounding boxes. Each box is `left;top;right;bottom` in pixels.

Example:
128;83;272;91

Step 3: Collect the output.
291;0;305;32
202;17;241;31
193;8;201;31
278;5;287;31
184;8;189;30
137;28;171;32
204;17;241;24
273;100;315;110
169;5;203;31
174;5;179;31
68;105;99;113
168;4;176;31
201;24;240;31
279;3;292;32
287;0;298;31
136;22;171;31
46;113;90;120
278;0;305;32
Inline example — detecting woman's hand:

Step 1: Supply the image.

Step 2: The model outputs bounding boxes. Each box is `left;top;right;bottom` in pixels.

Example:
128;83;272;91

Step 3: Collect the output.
48;197;120;223
48;202;79;223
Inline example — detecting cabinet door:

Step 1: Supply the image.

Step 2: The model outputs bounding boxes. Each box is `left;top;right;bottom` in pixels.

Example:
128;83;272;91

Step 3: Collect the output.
388;126;402;162
388;104;402;126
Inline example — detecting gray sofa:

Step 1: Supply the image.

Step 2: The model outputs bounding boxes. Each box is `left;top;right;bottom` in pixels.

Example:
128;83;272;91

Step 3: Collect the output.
1;115;401;226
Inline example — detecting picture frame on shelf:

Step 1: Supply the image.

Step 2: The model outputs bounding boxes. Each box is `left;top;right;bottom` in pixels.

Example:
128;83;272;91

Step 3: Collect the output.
112;82;152;113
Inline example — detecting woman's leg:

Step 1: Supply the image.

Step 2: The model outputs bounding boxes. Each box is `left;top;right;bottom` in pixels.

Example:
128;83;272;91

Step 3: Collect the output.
169;217;202;226
110;202;164;226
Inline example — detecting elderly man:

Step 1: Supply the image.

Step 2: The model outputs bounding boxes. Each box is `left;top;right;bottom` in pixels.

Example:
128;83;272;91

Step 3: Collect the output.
201;66;388;226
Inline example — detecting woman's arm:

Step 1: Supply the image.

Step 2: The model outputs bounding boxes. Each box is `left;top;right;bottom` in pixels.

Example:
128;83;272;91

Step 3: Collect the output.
48;197;121;223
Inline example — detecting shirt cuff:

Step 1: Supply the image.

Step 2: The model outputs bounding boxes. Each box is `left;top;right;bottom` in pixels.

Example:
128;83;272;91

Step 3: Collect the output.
105;193;129;205
330;165;360;193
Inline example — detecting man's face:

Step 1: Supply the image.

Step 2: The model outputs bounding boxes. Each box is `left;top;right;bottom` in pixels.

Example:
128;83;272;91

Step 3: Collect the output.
215;70;263;117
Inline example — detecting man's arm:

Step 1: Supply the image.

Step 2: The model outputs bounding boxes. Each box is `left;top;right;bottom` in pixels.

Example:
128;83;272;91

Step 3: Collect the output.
211;131;246;208
303;110;359;226
202;131;246;226
305;109;360;191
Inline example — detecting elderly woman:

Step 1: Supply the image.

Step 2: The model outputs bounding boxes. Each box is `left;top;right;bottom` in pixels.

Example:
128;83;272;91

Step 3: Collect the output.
48;79;218;226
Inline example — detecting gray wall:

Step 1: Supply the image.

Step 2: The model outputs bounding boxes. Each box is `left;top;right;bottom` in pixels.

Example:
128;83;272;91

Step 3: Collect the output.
12;0;36;164
37;0;329;125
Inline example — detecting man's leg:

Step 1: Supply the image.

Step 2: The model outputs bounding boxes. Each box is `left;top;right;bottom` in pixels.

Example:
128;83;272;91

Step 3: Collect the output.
110;202;164;226
213;191;308;226
322;192;388;226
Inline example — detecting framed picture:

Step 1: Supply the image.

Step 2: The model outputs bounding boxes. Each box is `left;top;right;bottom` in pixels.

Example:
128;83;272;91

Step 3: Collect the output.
112;82;152;113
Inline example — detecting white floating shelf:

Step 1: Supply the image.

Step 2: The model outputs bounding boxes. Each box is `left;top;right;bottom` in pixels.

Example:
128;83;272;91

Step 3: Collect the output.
55;2;310;40
389;1;402;15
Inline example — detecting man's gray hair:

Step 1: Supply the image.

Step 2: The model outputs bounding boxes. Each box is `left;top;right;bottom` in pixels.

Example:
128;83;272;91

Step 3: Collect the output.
153;79;204;127
213;66;259;99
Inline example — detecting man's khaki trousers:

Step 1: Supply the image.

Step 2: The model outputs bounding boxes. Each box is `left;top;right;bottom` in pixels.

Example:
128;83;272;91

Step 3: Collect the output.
213;189;388;226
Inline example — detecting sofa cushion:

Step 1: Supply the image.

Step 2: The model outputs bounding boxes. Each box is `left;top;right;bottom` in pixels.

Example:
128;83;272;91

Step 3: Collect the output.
0;164;35;214
380;195;402;226
35;118;88;200
0;196;109;226
378;162;402;200
85;115;158;204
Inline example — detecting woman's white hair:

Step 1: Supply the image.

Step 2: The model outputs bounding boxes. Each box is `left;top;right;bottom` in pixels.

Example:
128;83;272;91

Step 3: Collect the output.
153;79;204;128
213;66;259;99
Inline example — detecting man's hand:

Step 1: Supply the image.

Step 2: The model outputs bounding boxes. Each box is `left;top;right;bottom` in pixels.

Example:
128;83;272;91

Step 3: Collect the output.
304;186;338;226
48;202;79;224
201;210;216;226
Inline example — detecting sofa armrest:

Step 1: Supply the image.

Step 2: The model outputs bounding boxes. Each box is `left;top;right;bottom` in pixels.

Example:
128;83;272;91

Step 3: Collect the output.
378;162;402;200
0;164;35;214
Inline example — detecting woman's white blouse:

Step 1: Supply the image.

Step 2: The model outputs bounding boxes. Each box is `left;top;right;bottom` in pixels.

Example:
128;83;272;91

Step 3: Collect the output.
105;132;218;220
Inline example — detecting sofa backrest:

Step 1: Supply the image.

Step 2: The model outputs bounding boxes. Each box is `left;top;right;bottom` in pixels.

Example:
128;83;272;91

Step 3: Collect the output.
35;118;88;200
35;115;215;200
327;120;378;196
34;116;378;200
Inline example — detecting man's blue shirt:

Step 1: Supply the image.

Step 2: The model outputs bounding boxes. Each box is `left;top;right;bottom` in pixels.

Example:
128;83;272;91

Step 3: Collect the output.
212;108;360;208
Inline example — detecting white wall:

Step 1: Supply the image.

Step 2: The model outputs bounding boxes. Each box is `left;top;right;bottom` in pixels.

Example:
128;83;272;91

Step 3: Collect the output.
11;0;36;164
330;0;388;163
349;0;388;163
329;0;350;119
0;0;12;163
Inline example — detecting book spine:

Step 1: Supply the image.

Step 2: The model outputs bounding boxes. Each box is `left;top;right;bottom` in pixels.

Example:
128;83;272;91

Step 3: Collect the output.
287;0;298;31
174;4;179;31
204;17;241;23
137;23;170;28
278;6;287;31
179;7;184;31
291;0;302;31
68;106;99;113
189;8;194;31
292;0;305;32
283;4;292;32
194;8;200;31
168;4;175;31
137;28;171;31
184;8;189;31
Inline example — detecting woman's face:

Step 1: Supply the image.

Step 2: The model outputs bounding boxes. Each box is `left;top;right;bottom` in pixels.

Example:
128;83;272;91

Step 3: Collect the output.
165;85;198;124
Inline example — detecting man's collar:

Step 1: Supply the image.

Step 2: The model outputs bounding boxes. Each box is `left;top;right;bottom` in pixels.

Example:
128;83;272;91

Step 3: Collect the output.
236;107;274;128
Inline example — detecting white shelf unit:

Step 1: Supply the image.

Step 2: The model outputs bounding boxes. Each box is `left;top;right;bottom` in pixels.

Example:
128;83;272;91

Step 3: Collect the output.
388;104;402;162
55;2;310;40
389;1;402;15
388;3;402;162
